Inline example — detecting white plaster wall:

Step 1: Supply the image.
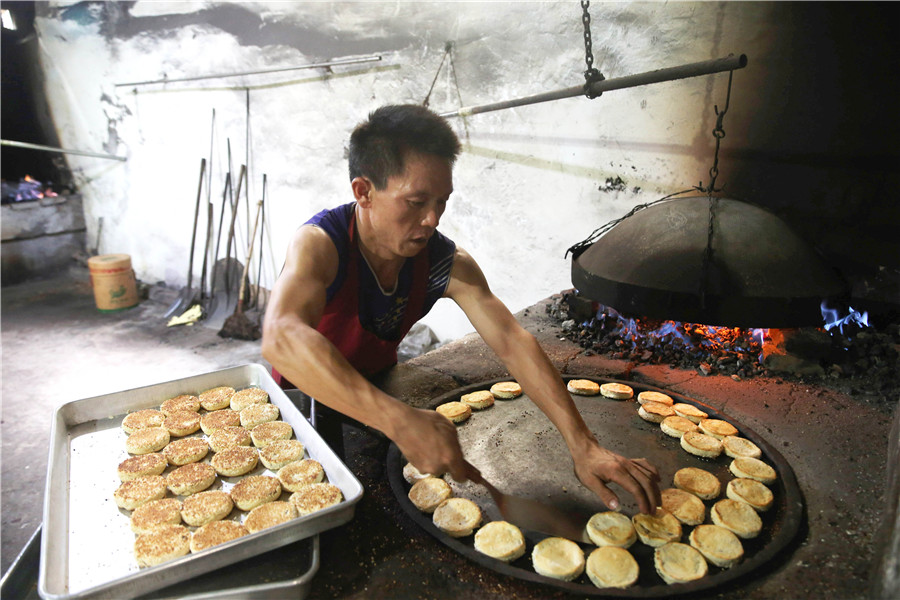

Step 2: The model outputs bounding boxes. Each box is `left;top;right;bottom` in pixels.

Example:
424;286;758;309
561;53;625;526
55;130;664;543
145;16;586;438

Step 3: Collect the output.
34;1;775;342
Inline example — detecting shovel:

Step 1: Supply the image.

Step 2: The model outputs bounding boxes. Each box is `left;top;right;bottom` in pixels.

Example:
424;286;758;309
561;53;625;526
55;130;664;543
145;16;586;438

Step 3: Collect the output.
249;174;266;310
193;200;214;317
218;200;263;340
205;165;246;330
469;470;590;543
204;171;232;319
164;158;206;319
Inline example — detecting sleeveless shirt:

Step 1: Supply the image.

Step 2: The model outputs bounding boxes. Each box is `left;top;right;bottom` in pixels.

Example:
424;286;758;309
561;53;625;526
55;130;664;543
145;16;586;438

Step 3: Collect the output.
274;201;455;382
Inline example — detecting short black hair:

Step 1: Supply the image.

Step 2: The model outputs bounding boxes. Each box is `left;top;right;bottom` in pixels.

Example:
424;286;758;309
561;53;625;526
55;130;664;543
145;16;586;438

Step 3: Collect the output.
348;104;461;189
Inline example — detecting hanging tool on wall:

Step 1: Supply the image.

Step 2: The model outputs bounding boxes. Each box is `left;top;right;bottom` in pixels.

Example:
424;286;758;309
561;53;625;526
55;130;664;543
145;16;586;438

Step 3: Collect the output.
206;164;246;330
249;174;266;312
223;139;239;293
164;157;205;320
205;170;232;319
244;89;252;245
219;200;263;340
196;199;214;315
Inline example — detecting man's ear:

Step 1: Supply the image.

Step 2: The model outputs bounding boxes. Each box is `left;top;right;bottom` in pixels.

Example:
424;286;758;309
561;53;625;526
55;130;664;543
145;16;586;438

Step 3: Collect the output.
352;177;372;205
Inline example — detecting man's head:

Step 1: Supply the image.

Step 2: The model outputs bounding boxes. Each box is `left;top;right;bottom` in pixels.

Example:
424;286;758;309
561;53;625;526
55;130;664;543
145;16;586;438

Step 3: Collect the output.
349;105;461;190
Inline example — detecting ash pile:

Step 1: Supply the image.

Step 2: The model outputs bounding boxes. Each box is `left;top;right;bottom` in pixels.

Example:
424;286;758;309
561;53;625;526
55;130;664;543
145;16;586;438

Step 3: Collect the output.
547;290;900;400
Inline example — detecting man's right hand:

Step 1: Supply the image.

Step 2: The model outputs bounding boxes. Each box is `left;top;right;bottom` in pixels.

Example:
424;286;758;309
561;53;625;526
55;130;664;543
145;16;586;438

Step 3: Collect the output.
391;406;474;483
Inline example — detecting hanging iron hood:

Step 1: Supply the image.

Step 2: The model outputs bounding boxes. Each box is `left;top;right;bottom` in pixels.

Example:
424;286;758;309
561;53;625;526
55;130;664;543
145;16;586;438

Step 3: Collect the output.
570;196;848;329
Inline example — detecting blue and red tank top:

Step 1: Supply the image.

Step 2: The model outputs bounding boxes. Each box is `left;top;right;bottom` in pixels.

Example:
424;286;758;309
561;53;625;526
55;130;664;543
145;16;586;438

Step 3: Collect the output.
275;201;455;382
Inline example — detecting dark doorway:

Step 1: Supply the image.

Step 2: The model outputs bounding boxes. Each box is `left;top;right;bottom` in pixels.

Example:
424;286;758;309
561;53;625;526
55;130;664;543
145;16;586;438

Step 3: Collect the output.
1;1;73;195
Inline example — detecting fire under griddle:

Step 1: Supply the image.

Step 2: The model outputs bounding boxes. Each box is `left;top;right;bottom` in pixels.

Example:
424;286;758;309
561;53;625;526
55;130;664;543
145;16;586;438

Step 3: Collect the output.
387;377;804;597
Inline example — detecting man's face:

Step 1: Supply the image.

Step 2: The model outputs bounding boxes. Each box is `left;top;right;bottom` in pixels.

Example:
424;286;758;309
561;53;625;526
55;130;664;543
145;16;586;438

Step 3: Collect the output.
361;152;453;258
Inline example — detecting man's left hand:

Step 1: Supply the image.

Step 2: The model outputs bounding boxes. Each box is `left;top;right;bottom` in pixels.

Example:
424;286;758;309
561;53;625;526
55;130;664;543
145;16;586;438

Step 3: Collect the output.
572;443;662;514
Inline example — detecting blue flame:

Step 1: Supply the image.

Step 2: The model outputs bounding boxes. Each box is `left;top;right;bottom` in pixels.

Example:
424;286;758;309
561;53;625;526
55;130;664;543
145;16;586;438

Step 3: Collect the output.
595;304;767;360
820;301;869;334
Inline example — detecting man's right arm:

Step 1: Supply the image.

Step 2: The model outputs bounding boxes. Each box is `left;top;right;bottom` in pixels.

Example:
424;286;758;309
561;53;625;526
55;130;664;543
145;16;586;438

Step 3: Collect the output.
261;226;472;480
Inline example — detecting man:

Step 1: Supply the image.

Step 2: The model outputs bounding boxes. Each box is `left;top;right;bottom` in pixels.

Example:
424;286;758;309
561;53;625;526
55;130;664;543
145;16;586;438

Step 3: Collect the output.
262;105;660;514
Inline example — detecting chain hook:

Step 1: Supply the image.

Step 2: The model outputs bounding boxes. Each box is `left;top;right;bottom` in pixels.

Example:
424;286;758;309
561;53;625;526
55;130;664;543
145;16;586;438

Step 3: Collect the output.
703;68;734;195
581;0;605;99
698;67;737;304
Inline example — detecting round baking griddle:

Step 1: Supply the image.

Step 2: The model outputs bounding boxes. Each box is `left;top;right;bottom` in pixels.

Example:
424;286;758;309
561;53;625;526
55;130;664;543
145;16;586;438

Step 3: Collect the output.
387;377;804;596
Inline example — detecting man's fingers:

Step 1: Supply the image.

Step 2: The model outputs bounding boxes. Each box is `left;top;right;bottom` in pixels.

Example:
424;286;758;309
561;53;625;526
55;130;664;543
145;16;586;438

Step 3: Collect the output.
619;473;653;515
588;462;658;515
628;462;662;512
395;408;470;480
586;479;622;511
628;459;662;510
446;458;473;483
632;458;661;481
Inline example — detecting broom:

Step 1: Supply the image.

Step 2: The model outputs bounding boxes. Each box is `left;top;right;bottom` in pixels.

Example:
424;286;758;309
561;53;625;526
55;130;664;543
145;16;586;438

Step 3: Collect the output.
218;200;263;340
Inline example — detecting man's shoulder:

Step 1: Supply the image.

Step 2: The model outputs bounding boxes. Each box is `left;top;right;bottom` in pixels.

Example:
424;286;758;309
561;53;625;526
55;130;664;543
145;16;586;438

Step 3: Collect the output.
305;201;355;229
303;202;354;252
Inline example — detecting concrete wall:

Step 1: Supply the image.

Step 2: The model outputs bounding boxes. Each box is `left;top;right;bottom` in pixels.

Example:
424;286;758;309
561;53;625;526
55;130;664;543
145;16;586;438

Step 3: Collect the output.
31;1;899;341
1;195;86;285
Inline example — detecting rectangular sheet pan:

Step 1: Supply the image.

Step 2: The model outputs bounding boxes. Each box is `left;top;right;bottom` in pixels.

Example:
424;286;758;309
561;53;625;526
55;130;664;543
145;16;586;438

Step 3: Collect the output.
39;363;363;600
3;527;320;600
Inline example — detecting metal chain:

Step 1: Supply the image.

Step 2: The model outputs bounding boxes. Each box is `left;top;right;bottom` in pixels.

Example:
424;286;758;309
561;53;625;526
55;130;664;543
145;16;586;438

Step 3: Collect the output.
422;42;453;108
447;45;471;141
565;188;698;258
581;0;604;99
705;69;734;195
699;195;719;308
699;68;735;306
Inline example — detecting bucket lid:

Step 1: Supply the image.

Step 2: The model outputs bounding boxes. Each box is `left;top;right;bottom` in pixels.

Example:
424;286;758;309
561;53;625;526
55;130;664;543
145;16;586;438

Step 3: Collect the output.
88;253;132;270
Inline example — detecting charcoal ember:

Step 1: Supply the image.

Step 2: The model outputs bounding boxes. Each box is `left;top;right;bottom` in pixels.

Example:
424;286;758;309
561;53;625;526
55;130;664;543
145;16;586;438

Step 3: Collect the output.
546;293;896;397
565;294;597;322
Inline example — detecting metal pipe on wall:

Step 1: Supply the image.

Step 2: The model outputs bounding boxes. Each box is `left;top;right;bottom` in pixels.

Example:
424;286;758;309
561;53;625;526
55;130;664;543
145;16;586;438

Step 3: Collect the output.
439;54;748;118
0;139;127;161
114;55;383;88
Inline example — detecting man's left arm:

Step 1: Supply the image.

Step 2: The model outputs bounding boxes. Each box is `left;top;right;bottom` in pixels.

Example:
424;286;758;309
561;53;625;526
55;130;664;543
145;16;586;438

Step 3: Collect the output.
445;247;661;514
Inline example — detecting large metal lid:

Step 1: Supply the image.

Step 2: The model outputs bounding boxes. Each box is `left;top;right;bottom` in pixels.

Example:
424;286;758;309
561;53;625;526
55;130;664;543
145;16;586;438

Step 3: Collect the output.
571;196;847;328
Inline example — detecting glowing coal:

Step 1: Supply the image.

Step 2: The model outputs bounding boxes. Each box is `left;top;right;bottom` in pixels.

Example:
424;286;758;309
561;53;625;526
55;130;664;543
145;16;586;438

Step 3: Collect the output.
548;290;898;395
547;291;769;378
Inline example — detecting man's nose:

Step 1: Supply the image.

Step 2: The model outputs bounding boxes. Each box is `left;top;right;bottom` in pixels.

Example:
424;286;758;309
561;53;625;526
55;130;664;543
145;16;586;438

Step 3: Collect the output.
422;207;439;228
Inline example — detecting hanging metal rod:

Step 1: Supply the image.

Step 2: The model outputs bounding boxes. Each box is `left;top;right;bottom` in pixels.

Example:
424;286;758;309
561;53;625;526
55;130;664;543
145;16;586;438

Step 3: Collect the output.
114;55;383;88
1;139;127;161
439;54;747;118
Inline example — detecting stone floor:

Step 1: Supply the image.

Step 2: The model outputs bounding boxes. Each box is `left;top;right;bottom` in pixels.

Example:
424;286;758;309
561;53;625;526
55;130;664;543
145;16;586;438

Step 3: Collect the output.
2;266;897;598
1;267;263;575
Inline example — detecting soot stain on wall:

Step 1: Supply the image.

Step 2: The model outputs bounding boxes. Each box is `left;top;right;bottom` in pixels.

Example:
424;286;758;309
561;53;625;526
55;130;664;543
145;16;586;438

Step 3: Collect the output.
55;1;414;59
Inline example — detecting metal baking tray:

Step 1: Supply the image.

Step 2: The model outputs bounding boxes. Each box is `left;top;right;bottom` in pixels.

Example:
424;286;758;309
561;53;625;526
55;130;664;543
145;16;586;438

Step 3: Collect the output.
39;363;363;599
388;376;804;597
3;526;319;600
